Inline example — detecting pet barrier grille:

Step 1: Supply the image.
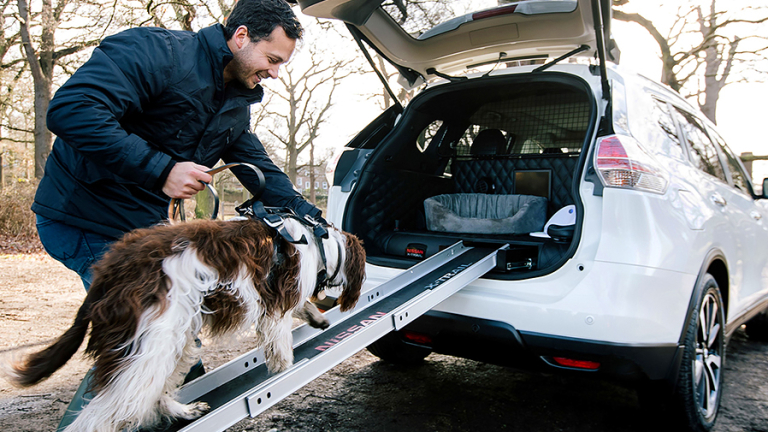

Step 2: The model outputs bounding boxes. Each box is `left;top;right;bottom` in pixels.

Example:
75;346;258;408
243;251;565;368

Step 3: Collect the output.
453;91;591;157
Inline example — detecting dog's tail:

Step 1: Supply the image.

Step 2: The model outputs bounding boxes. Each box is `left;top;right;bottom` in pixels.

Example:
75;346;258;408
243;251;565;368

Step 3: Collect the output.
4;296;92;387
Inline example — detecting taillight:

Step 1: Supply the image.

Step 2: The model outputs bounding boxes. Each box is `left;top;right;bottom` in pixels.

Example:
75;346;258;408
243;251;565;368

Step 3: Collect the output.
552;357;601;371
402;331;432;346
594;135;668;194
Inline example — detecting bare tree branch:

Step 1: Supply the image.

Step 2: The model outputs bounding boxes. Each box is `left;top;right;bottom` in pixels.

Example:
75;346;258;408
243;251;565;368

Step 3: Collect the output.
614;0;768;123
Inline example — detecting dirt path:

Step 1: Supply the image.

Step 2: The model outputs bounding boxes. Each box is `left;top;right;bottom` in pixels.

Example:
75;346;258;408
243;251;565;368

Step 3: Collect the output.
1;254;767;432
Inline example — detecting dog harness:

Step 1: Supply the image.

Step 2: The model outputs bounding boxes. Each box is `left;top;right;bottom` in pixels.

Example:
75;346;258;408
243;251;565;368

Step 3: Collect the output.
235;199;343;299
167;162;341;299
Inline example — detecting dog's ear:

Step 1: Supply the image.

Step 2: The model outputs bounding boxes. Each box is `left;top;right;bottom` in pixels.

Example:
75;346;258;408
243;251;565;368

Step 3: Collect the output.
337;232;365;312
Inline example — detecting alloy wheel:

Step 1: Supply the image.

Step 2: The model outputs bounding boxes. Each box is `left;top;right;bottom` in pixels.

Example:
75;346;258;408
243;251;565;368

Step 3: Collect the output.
693;291;723;421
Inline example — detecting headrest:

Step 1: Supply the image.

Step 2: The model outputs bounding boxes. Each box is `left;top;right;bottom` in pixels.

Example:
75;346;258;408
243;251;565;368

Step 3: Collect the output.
471;129;507;155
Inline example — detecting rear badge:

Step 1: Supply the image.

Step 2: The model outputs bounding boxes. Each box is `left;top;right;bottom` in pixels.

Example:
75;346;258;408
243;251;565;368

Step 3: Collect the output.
406;243;427;259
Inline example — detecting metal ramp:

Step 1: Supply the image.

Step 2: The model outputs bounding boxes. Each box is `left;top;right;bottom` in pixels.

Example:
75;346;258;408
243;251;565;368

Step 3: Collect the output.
59;241;504;432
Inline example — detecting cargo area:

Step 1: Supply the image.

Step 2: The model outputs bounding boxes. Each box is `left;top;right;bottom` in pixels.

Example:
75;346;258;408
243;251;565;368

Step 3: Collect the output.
341;73;597;278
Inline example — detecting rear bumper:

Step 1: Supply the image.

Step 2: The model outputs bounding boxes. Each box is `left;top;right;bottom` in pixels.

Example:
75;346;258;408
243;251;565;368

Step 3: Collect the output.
401;311;684;382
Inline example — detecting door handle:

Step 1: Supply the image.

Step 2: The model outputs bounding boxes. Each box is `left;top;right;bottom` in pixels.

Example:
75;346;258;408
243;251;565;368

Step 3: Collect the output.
710;193;727;207
751;211;763;221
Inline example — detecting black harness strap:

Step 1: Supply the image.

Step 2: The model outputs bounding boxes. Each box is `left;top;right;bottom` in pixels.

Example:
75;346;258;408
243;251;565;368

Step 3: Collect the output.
236;198;342;296
167;162;341;296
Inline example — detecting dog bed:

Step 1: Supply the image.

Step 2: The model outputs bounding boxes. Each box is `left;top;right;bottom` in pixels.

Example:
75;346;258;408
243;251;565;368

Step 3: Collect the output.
424;193;547;234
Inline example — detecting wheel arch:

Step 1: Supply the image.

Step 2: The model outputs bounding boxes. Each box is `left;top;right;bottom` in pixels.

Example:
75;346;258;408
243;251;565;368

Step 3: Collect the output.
659;250;728;399
677;249;728;345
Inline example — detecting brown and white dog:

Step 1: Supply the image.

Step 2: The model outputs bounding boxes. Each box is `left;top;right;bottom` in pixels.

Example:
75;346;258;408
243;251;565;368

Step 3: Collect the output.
4;217;365;432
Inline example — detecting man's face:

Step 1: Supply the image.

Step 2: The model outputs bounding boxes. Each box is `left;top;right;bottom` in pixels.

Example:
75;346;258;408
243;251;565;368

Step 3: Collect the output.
224;26;296;89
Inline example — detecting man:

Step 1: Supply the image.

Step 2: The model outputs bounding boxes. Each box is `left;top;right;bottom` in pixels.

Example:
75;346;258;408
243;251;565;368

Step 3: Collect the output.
33;0;320;291
37;3;315;424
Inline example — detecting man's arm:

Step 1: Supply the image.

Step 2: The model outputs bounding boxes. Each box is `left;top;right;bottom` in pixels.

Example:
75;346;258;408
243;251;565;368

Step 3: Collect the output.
46;28;179;192
163;162;212;199
223;131;322;219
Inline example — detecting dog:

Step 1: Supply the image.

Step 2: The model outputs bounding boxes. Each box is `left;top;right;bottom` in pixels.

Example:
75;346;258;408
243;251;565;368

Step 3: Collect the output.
4;217;365;431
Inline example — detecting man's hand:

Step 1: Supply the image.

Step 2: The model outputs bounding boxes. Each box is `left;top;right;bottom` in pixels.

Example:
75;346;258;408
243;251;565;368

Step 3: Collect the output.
162;162;213;199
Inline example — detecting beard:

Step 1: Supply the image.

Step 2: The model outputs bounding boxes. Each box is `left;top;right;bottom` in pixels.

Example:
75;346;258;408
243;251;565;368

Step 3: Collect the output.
227;54;265;89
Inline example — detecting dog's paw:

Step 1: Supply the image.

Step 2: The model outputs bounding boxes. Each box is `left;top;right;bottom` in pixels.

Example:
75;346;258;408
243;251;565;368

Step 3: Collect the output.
178;401;210;420
266;357;293;374
309;314;330;330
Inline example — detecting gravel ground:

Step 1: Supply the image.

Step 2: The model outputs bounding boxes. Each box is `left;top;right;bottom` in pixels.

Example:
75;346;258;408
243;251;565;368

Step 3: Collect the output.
1;253;767;432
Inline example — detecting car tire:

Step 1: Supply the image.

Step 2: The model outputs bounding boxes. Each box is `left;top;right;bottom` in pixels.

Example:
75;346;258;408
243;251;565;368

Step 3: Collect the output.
744;310;768;341
367;331;432;365
675;273;726;431
638;274;725;431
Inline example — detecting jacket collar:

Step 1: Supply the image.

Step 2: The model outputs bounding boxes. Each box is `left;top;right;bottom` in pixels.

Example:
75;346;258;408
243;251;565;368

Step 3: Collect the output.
198;24;264;106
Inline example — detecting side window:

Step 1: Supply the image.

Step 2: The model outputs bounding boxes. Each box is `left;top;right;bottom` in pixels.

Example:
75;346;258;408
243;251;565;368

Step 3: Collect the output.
709;130;752;195
416;120;444;153
650;98;686;161
672;108;727;183
631;95;686;161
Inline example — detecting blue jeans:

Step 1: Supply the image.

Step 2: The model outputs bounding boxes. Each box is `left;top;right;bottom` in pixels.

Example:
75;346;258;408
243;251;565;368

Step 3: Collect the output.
35;215;115;291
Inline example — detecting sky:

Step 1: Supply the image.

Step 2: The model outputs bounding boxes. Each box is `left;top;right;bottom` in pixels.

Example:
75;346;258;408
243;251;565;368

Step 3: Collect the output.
293;1;768;184
609;1;768;182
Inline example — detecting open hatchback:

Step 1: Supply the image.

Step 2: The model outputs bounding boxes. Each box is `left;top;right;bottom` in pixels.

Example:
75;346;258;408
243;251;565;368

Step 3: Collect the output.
299;0;618;276
297;1;768;431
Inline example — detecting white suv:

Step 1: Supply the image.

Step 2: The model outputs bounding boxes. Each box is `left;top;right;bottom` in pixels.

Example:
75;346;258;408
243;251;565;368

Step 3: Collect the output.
298;1;768;430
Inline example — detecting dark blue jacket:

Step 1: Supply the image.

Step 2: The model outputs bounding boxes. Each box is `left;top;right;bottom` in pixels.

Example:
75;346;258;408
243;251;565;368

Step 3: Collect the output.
33;24;319;239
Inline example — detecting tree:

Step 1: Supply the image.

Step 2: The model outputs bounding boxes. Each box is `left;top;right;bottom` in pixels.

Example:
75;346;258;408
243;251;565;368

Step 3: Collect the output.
256;40;357;193
613;0;768;123
0;0;25;188
136;0;235;31
17;0;113;178
16;0;239;179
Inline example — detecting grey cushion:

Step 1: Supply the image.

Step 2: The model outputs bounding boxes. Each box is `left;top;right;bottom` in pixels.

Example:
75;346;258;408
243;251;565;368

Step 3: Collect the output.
424;193;547;234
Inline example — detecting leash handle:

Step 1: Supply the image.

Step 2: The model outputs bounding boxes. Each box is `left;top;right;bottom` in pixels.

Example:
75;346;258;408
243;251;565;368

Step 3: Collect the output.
168;162;266;223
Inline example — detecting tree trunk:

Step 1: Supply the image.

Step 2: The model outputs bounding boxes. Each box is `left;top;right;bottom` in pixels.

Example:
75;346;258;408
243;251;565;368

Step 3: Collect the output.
613;9;681;92
18;0;55;179
285;80;298;183
33;81;52;178
287;145;298;184
309;141;316;204
698;5;719;124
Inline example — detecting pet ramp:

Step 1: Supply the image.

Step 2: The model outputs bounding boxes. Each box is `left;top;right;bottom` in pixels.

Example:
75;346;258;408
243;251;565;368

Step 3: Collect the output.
59;241;505;432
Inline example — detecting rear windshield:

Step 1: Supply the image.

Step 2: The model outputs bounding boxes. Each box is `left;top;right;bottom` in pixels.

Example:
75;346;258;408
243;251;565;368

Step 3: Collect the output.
382;0;579;39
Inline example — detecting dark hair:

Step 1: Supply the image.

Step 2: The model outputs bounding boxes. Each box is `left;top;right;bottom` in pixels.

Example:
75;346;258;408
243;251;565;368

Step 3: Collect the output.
223;0;303;42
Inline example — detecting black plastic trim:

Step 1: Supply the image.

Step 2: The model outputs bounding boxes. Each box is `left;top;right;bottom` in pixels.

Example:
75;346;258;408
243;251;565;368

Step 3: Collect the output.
681;249;726;344
401;311;682;382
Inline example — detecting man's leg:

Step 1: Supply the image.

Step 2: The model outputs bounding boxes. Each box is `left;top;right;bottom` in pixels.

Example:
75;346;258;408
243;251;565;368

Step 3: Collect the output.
35;215;114;291
35;216;116;430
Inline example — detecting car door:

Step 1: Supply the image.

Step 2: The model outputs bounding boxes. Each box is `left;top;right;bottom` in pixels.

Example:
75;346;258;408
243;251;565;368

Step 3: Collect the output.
707;128;768;310
671;107;750;320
